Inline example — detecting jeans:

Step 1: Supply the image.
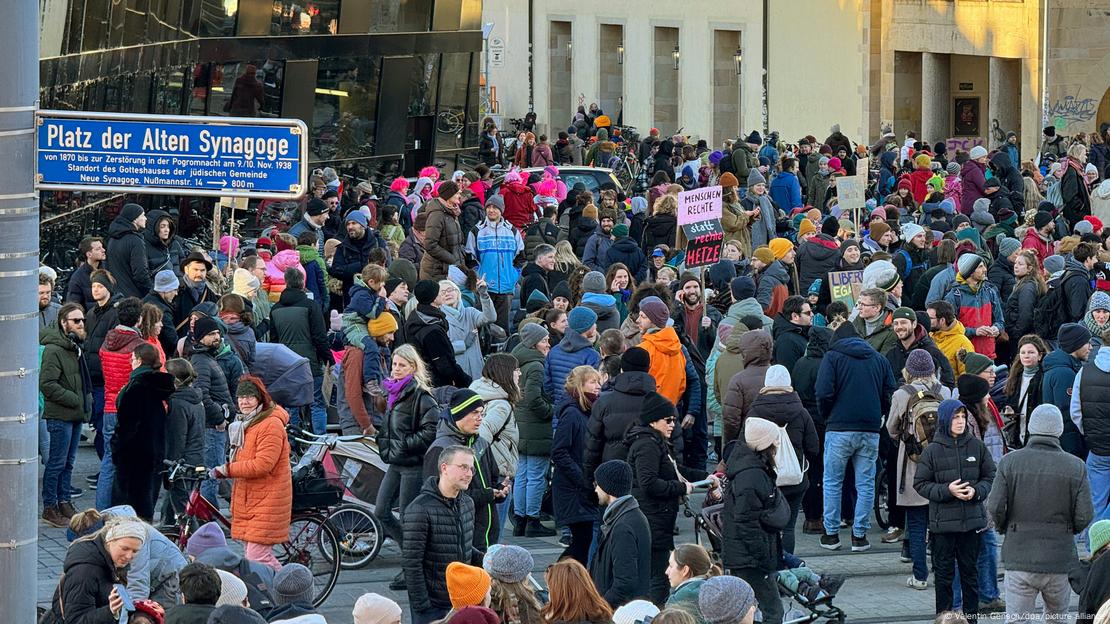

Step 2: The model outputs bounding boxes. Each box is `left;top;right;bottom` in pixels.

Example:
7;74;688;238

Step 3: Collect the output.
1003;571;1072;623
311;375;328;435
954;527;1000;605
905;506;928;582
822;431;879;537
882;432;905;530
496;499;510;543
42;420;82;507
731;567;783;624
514;455;547;518
933;531;980;619
1088;452;1110;522
201;428;227;506
91;386;105;459
95;412;118;510
39;417;50;463
374;464;424;545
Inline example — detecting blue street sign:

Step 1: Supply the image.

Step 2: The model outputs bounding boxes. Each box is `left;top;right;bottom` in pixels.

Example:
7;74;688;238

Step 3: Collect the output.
35;110;308;199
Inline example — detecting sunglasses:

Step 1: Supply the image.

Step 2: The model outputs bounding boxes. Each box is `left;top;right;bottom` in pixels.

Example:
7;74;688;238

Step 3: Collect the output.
66;317;85;324
663;416;676;424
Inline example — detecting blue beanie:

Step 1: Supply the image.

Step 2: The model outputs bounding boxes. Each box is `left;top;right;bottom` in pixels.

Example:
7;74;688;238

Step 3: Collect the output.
345;210;368;228
567;306;598;334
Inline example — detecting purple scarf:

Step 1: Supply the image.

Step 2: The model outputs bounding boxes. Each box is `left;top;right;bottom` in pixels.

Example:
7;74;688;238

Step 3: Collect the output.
382;375;413;409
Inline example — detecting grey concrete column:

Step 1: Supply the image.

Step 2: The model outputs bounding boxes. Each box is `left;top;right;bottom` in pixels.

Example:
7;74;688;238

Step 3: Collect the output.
989;56;1022;150
921;52;951;145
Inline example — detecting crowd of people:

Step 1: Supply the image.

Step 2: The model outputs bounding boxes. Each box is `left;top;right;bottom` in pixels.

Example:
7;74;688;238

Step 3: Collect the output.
33;114;1110;624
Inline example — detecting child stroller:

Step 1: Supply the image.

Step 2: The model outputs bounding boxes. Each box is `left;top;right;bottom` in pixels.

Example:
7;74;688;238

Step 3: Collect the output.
683;487;847;624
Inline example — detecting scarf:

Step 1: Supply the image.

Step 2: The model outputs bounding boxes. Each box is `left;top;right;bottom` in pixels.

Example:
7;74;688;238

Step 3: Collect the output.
1085;310;1110;339
1022;364;1040;377
382;375;413;410
229;406;264;463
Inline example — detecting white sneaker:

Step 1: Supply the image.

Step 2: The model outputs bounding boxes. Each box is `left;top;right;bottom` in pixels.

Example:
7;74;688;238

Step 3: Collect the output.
906;576;928;590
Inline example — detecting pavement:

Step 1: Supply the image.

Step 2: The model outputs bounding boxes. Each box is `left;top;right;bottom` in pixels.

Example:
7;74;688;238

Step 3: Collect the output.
36;444;1083;623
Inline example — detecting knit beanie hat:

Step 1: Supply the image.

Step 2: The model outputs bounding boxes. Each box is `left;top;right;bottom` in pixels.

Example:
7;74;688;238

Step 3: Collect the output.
519;322;549;349
91;271;115;292
121;203;145;222
638;296;671;328
969;145;989;159
956;253;983;280
448;389;485;421
384;278;404;297
482;544;534;584
957;373;991;405
821;215;840;237
104;519;147;545
892;307;916;323
368;312;399;338
613;223;629;238
1090;520;1110;555
594;459;634;497
798;219;816;238
273;563;315;605
863;259;901;292
612;600;660;624
216;569;249;607
1044;254;1066;275
997;237;1021;259
1090;291;1110;313
185;521;227;557
730;276;756;301
959;350;994;376
414;280;440;305
744;417;780;452
1034;210;1054;230
869;221;890;242
582;204;599;220
698;575;758;624
154;270;180;294
719;172;739;188
639;391;676;426
193;315;221;340
582;270;606;294
1075;220;1095;236
449;607;501;624
769;238;794;260
567;306;598;334
901;222;925;242
1058;323;1092;353
620;346;651;373
905;349;936;379
752;247;776;266
747;168;767;187
1027;404;1064;438
946;162;961;176
208;606;267;624
236;379;265;402
446;562;491;608
352;593;402;624
764;364;791;389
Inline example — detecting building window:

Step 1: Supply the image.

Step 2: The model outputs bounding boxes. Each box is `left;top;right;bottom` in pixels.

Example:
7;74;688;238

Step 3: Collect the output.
436;53;471;150
201;61;283;117
653;27;679;136
311;57;381;161
599;24;623;123
369;0;432;32
271;0;338;35
199;0;238;37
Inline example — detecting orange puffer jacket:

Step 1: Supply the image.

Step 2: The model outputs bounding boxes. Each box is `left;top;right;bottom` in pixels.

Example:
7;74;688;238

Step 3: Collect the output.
639;326;687;406
227;406;292;545
100;327;146;412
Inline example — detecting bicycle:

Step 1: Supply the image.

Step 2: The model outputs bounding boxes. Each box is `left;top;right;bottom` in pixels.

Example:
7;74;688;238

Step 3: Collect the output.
160;460;342;607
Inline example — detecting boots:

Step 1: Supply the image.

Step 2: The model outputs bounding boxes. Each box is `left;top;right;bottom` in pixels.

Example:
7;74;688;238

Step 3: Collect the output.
42;506;69;528
525;517;556;537
513;515;527;537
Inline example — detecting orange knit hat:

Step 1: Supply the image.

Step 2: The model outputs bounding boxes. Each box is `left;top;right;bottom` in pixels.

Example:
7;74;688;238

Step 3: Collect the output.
446;562;491;608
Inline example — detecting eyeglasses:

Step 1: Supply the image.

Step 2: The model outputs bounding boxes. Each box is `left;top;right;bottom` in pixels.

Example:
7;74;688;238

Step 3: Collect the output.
66;317;85;324
449;463;474;473
663;416;676;424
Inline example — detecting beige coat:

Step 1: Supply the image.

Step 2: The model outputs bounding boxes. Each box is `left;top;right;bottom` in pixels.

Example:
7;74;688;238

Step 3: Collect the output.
886;380;952;507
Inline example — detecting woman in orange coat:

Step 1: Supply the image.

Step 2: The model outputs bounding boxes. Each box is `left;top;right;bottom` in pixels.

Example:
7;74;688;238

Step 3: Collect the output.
210;375;291;570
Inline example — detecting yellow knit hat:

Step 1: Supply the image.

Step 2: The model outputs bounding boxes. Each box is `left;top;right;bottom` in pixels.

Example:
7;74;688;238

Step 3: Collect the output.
798;219;816;238
769;238;795;260
367;312;398;337
752;247;776;265
446;562;491;608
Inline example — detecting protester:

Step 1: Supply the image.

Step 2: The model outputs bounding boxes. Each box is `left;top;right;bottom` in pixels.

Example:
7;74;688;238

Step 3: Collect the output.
590;459;651;609
552;365;603;565
45;518;147;624
110;342;174;518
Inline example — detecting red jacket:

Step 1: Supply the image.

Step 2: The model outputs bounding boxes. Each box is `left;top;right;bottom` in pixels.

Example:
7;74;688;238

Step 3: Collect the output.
909;168;934;205
500;181;537;230
100;327;146;412
1021;228;1053;266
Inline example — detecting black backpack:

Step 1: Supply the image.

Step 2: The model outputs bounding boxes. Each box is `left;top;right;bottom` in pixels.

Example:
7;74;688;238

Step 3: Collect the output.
1033;271;1082;338
237;558;276;617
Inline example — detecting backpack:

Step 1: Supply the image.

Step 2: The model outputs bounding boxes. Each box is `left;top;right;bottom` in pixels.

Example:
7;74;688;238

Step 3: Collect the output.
237;558;276;617
1033;271;1081;338
899;383;942;462
774;424;806;487
1046;180;1065;210
895;248;928;280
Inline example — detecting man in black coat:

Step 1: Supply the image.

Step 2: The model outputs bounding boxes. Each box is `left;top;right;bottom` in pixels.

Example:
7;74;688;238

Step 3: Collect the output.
589;460;651;609
269;267;331;435
886;307;956;388
671;273;723;362
142;270;180;358
584;348;658;481
66;236;106;309
105;203;152;298
771;296;812;376
174;252;219;331
989;150;1026;212
406;280;472;388
519;244;555;314
328;211;387;308
404;445;478;624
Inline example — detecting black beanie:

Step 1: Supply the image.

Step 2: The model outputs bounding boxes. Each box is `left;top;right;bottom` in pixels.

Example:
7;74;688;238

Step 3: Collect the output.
448;389;485;421
594;460;633;497
413;280;440;305
121;203;144;222
730;276;756;301
957;374;990;405
639;391;676;426
821;215;840;237
620;347;650;373
384;278;404;297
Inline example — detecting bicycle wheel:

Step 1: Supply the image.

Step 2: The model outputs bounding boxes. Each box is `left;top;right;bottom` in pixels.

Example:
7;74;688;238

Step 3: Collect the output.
325;503;384;569
873;466;890;530
278;514;341;607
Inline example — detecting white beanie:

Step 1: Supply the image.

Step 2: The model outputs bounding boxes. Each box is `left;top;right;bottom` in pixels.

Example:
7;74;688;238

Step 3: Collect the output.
215;569;248;607
744;417;780;452
969;145;988;159
764;364;792;389
901;222;925;242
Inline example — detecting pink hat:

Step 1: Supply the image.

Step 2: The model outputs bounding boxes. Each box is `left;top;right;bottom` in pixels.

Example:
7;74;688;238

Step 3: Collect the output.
219;235;239;257
543;165;559;179
536;179;556;196
389;177;409;193
419;166;440;181
828;157;842;170
504;170;523;184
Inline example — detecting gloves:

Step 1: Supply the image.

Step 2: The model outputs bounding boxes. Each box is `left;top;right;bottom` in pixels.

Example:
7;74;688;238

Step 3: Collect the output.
209;465;228;480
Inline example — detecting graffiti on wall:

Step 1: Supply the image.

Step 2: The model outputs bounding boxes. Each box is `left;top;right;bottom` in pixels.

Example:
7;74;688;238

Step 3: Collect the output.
1048;95;1097;126
945;137;985;153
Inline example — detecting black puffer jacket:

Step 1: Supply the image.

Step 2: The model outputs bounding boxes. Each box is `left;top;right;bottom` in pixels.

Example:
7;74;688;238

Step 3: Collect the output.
406;305;472;388
796;234;841;297
990;151;1026;212
771;315;809;375
988;254;1017;306
143;209;186;278
606;237;648;283
164;384;205;466
270;288;330;376
913;407;996;534
585;371;657;480
105;214;152;298
1005;278;1039;340
376;378;438;468
48;536;126;624
189;346;232;428
423;419;500;552
401;476;477;612
640;213;677;256
84;294;123;387
722;441;787;573
626;424;706;550
570;218;599;259
745;390;820;498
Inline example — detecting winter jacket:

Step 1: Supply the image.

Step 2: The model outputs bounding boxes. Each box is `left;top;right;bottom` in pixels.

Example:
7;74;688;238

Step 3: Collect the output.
740;193;779;250
640;326;688;405
40;327;90;423
223;320;256;370
296;245;328;310
100;326;146;412
141;292;179;358
584;371;658;479
111;367;175;515
1062;164;1092;227
402;477;477;612
523;218;559;262
551;396;600;525
83;295;121;387
884;325;956;389
500;182;538;230
226;405;292;545
990;151;1026;212
472;377;519;477
886;381;953;507
406;304;472;388
173;278;219;329
189;343;232;428
721;330;773;442
1043;349;1083;420
769;171;803;210
1006;279;1040;340
755;260;791;311
1061;259;1095;325
796;234;841;296
640;213;678;256
48;536;126;624
731;143;755;185
666;578;710;624
720;201;752;257
793;327;831;428
544;329;601;406
328;232;382;307
1092;180;1110;225
816;335;898;433
467;218;523;295
913;410;996;534
986;254;1018;312
569;217;599;260
270;288;330;377
771;315;809;375
671;303;722;362
605;237;648;283
590;495;651;609
376;377;438;468
581;232;614;273
164;384;205;467
931;320;975;379
709;325;749;433
518;263;551;312
851;311;898;356
420;199;464;282
943;278;1004;359
398;233;425;266
143;210;186;278
580;292;620;333
718;299;773;338
987;435;1092;573
443;293;497;381
959;159;988;215
745;389;820;498
626;424;706;551
511;344;554;457
423;419;501;551
165;604;215;624
722;441;786;573
105;215;152;298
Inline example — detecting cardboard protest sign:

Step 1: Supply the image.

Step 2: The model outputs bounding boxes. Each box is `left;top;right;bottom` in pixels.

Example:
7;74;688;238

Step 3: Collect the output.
682;219;725;268
828;269;864;307
677;186;723;226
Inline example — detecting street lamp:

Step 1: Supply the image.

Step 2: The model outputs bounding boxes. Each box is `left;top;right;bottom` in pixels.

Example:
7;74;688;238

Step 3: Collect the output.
567;39;572;62
734;47;742;75
672;44;680;70
617;42;624;65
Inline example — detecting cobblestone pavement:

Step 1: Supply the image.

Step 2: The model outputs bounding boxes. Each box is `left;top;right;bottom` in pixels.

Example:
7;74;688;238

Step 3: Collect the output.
36;445;1080;623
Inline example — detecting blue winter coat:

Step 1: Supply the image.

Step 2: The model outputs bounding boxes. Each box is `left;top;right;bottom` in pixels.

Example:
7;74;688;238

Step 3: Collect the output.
466;218;523;295
815;335;898;433
551;396;601;525
605;237;648;283
544;329;601;406
769;171;803;210
1042;349;1083;415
